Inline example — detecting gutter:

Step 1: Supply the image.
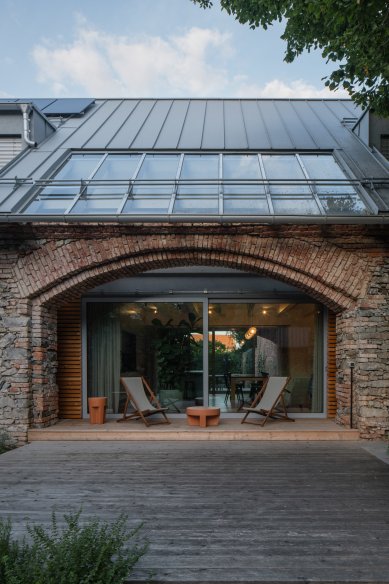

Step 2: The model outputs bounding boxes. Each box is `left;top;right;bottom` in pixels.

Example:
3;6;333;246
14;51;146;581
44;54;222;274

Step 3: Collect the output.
19;104;37;147
0;213;388;225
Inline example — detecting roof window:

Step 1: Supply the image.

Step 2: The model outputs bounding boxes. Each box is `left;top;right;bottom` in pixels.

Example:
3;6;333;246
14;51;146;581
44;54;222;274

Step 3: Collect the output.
21;152;370;217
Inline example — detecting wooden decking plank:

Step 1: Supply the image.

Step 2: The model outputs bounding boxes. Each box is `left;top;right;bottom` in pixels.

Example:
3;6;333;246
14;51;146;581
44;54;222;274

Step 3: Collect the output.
0;442;389;582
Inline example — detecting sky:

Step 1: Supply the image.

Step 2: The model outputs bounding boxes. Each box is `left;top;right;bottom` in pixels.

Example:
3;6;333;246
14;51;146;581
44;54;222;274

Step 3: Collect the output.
0;0;347;99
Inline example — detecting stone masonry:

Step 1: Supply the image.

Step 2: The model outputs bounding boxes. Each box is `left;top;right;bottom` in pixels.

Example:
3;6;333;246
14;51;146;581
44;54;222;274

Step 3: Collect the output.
0;222;388;443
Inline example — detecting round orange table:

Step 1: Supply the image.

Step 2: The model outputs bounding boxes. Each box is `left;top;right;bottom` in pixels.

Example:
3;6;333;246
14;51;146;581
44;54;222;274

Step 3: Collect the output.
186;406;220;428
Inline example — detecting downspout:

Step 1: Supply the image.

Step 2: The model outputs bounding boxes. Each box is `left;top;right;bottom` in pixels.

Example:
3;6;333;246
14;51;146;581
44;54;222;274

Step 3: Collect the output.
20;104;37;147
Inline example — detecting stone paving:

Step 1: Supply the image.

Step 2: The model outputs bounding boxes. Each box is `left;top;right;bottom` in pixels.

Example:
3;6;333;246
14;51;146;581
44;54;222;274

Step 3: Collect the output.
1;441;389;583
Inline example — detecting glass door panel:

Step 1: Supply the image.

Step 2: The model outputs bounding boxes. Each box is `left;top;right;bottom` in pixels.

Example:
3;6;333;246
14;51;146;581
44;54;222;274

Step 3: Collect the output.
87;301;203;414
208;302;323;413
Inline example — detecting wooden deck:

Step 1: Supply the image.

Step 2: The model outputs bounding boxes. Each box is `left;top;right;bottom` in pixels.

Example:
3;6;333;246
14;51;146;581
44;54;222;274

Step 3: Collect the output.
28;418;360;441
1;441;389;582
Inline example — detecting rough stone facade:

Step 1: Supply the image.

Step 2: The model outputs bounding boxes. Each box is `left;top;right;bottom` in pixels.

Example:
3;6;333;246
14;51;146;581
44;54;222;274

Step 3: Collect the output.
0;222;388;443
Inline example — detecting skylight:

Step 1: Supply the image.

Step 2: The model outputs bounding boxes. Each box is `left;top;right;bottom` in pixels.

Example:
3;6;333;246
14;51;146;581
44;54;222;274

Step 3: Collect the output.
21;153;370;216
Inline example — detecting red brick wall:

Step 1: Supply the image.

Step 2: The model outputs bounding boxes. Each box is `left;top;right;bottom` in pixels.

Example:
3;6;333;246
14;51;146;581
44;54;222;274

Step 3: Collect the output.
1;222;388;442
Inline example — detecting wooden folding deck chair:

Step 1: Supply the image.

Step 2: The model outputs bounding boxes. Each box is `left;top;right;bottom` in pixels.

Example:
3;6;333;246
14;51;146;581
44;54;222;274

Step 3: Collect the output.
117;376;171;426
241;376;294;426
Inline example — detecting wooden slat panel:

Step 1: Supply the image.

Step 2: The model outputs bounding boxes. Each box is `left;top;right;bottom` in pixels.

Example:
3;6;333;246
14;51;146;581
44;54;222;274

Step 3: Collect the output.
327;311;337;418
57;301;82;419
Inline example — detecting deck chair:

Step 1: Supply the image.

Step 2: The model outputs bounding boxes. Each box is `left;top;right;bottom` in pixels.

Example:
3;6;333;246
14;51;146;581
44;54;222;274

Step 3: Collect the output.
241;376;294;426
117;377;171;426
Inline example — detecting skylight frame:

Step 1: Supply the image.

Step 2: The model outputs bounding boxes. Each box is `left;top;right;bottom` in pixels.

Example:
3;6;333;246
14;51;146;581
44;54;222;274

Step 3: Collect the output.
19;150;376;218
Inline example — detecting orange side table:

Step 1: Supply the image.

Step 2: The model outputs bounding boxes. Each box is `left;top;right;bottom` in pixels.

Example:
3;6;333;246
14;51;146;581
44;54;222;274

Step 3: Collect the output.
186;406;220;428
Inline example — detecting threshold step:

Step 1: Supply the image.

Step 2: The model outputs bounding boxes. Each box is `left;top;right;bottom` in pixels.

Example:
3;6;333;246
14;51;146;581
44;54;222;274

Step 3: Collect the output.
28;430;360;442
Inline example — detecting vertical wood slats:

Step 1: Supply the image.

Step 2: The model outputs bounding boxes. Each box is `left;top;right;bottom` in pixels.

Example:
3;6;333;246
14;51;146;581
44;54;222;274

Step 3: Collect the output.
327;311;337;418
57;301;82;419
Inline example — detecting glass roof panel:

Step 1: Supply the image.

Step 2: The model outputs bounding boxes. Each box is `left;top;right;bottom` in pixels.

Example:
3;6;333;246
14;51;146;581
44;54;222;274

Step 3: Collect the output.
41;154;101;196
262;155;311;195
70;198;122;214
133;154;180;195
87;154;141;195
223;155;265;195
24;198;73;214
173;197;218;213
319;194;368;215
178;154;219;195
123;198;171;214
300;155;356;194
20;152;373;217
272;197;320;215
224;197;269;214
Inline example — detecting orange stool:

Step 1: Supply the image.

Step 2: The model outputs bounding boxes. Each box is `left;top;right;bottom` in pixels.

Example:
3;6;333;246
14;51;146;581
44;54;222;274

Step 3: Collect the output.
88;397;107;424
186;406;220;428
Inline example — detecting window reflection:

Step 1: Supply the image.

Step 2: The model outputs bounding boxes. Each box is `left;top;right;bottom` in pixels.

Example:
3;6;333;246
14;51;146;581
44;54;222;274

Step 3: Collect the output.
223;155;265;195
24;152;372;216
178;154;219;195
262;155;311;195
70;198;122;214
300;155;356;194
174;197;218;214
272;197;320;215
133;154;180;195
123;198;171;214
224;197;269;214
24;198;73;214
87;154;141;195
319;195;367;215
41;154;101;196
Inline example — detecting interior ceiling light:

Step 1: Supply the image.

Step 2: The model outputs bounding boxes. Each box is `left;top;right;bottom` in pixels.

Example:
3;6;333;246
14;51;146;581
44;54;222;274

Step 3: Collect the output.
244;326;257;340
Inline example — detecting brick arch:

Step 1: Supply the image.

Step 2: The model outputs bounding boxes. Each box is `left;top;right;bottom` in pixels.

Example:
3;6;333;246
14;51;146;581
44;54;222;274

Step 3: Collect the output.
14;231;372;312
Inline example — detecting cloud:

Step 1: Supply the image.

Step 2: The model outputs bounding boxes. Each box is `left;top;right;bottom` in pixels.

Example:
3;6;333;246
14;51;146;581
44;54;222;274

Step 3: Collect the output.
32;22;232;97
232;77;349;99
31;19;346;99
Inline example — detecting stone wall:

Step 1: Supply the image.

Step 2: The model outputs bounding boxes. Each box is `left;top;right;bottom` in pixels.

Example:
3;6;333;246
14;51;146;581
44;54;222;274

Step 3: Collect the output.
0;222;388;442
336;262;389;438
0;230;32;445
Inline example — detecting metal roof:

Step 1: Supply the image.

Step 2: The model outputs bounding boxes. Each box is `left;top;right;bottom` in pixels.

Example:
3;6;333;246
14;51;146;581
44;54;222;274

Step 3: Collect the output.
0;98;388;221
0;98;95;116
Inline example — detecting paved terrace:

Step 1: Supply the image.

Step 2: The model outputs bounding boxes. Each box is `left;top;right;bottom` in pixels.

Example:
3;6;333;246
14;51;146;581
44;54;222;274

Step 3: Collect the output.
1;441;389;583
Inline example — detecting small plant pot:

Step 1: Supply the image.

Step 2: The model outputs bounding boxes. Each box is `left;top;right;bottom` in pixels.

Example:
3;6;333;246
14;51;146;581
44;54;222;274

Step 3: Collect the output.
88;397;107;424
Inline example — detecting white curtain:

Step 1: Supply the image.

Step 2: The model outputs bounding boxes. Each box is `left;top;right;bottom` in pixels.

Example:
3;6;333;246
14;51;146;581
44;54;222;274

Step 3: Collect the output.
87;304;121;413
312;312;323;412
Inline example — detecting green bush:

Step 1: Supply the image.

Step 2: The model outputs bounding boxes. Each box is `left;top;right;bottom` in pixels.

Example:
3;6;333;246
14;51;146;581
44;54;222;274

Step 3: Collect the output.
0;510;147;584
0;430;16;455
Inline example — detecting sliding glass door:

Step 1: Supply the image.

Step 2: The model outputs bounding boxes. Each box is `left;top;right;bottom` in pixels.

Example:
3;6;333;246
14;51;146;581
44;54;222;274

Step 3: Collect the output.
208;302;324;414
86;301;203;414
85;298;324;416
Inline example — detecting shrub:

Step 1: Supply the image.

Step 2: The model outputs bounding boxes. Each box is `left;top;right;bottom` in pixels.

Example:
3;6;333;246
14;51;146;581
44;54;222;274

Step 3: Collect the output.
0;430;16;455
0;510;147;584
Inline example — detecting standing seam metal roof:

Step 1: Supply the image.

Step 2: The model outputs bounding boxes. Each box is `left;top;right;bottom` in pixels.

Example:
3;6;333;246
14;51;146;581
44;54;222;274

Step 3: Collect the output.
0;98;388;216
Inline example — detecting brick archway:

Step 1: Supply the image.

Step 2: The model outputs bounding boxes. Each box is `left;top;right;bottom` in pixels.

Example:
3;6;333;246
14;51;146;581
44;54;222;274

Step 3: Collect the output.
16;230;370;312
2;224;388;442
